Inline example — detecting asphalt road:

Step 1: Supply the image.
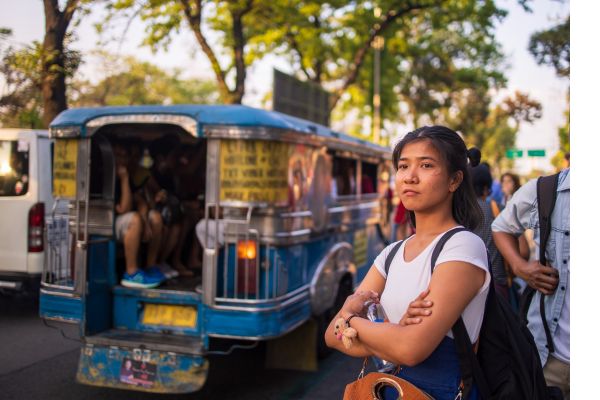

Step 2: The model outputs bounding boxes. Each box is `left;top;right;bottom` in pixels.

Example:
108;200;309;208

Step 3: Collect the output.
0;293;366;400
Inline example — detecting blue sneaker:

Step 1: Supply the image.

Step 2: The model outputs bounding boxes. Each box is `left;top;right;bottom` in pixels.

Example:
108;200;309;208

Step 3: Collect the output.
121;269;163;289
145;266;168;282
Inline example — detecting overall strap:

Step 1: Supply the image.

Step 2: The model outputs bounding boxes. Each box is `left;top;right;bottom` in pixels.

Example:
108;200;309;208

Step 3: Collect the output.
430;226;492;399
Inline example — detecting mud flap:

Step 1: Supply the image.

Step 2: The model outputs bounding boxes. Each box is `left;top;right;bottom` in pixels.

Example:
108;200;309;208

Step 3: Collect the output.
265;319;318;372
76;344;209;393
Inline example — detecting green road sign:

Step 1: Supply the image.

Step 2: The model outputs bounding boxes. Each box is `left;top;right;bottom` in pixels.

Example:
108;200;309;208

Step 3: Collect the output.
505;149;524;159
527;149;546;157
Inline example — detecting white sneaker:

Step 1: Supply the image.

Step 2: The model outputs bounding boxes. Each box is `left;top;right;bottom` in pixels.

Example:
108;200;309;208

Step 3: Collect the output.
158;263;179;279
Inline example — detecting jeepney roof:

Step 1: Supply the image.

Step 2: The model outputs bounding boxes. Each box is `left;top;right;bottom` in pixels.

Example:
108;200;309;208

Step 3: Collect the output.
50;104;390;153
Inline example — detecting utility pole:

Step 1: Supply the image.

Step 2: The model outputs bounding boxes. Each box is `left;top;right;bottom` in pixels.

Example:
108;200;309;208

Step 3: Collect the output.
372;7;384;145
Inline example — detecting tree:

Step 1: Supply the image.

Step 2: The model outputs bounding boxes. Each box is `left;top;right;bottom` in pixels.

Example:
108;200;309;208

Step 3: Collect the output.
445;89;541;171
103;0;536;150
528;10;569;169
71;52;219;106
528;16;569;78
41;0;89;126
0;31;81;128
104;0;271;104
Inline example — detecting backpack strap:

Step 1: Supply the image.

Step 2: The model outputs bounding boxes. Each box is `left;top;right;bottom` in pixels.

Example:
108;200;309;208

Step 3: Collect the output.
520;173;560;354
385;240;405;276
429;227;492;399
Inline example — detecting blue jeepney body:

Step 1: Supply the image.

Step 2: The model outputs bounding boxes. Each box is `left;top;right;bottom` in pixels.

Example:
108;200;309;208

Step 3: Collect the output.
40;105;393;393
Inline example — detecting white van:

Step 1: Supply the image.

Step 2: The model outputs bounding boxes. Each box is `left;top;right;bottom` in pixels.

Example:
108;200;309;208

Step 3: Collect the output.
0;129;52;293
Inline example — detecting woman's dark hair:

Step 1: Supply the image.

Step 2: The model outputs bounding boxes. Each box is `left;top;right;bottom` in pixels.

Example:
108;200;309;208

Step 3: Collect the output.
471;164;493;197
392;125;483;230
500;172;521;194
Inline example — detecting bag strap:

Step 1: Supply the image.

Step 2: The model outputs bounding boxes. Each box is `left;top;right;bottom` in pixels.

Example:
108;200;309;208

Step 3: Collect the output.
537;173;560;267
537;173;560;354
385;240;406;276
428;227;492;399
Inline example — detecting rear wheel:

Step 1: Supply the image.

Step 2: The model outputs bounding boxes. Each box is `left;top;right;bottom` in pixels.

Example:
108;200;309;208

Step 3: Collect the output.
316;276;353;359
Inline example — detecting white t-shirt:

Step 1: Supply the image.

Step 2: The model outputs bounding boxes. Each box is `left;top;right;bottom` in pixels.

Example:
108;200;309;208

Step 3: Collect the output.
374;228;491;343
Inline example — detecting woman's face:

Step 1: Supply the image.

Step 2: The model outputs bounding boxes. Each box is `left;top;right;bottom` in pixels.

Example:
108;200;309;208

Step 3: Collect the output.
395;140;460;214
501;176;515;196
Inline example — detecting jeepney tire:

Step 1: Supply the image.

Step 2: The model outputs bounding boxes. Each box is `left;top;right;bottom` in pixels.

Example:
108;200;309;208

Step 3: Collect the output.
316;276;353;359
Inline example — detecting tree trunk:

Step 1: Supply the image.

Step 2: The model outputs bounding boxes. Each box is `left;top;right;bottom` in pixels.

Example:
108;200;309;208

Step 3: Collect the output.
41;0;78;127
230;10;246;104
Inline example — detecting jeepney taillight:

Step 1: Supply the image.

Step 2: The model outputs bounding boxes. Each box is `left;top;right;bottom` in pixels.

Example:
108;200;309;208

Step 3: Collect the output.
237;240;257;295
28;202;45;252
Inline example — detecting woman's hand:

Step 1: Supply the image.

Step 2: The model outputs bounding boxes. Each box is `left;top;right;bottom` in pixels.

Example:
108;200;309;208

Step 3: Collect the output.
341;290;379;318
399;289;433;326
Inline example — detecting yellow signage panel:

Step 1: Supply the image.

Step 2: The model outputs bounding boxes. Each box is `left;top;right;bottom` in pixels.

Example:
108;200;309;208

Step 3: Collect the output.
53;139;78;198
142;304;197;328
220;140;290;204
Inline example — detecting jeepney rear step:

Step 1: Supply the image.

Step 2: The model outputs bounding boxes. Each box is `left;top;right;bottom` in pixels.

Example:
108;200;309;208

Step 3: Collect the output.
84;329;204;355
78;329;208;394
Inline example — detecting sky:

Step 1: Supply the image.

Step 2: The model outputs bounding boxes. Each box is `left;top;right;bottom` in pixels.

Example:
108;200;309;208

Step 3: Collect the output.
0;0;570;174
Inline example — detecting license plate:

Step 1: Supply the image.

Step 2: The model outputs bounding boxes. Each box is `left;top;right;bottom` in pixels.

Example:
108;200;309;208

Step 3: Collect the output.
142;304;197;328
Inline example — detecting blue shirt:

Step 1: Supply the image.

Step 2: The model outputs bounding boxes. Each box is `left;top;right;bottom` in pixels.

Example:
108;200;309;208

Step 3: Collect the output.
491;169;570;366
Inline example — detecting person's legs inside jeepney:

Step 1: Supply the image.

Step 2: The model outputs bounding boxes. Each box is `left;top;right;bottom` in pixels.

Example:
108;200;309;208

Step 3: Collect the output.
127;140;165;271
146;136;188;278
113;140;165;288
171;143;207;274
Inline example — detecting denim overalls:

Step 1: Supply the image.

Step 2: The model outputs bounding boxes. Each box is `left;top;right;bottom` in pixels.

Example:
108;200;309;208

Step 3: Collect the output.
385;336;479;399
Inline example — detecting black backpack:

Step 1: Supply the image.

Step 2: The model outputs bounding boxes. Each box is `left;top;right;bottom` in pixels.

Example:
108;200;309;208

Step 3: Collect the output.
384;227;555;399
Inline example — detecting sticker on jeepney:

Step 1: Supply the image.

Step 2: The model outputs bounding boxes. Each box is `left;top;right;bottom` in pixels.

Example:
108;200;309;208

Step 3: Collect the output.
53;139;78;198
219;140;290;204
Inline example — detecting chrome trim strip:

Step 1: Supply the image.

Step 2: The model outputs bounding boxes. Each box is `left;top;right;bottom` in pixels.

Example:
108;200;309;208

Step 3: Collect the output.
274;229;311;238
215;284;309;305
40;287;81;298
40;315;81;324
208;318;308;341
85;114;198;137
204;125;391;159
212;290;309;312
279;210;313;218
123;288;203;300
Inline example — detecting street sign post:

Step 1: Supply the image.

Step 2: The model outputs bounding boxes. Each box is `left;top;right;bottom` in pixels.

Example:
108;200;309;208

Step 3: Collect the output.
527;149;546;157
505;149;524;159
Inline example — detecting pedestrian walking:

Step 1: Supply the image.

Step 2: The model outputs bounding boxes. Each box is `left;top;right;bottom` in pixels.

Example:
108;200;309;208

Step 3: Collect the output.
492;168;570;399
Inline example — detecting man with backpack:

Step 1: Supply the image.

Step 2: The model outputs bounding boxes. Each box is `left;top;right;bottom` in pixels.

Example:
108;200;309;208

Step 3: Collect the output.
492;168;570;399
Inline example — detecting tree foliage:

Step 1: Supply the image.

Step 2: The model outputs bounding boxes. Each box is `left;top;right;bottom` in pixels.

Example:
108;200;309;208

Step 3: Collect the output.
71;52;219;106
528;16;569;78
101;0;525;144
102;0;271;104
0;32;81;128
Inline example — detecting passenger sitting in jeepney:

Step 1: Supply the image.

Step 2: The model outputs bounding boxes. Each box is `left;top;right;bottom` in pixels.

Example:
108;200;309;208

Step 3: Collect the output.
171;142;207;274
113;140;165;288
147;136;188;277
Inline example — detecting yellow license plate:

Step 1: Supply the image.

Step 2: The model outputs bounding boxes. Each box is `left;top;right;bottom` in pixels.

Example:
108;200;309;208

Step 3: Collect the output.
142;304;197;328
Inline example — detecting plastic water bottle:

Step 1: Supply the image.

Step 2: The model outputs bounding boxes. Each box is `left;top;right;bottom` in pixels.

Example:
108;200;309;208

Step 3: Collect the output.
365;302;396;373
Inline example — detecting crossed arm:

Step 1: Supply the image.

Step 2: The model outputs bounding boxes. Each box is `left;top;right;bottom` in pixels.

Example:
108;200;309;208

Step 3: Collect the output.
324;261;485;366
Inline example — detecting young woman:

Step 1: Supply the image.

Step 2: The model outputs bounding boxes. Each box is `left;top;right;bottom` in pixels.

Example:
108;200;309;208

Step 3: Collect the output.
325;126;490;399
500;172;521;208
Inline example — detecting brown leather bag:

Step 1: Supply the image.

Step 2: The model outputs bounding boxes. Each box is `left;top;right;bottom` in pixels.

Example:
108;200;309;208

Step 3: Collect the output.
343;360;434;400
